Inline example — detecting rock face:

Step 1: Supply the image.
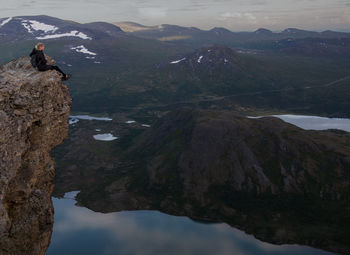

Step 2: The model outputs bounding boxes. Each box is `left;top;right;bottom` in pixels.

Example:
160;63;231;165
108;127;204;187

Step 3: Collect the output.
0;57;71;254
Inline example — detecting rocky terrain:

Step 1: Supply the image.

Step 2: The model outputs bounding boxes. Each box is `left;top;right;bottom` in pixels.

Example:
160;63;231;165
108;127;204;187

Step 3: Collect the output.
0;57;71;254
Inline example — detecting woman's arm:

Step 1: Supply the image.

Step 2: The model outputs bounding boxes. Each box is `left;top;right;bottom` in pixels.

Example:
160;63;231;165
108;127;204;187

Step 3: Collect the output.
36;51;47;67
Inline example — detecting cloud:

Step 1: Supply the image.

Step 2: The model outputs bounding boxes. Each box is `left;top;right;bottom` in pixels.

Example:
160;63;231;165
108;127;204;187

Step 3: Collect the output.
0;0;349;31
220;12;257;21
51;198;330;255
53;199;246;255
138;7;168;18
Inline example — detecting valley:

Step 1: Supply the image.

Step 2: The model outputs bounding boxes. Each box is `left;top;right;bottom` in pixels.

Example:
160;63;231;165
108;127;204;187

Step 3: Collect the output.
52;109;350;254
1;15;350;255
1;15;350;118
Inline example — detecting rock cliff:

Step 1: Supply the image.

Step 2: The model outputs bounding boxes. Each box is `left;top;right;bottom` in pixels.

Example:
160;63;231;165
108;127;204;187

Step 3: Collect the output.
0;57;71;254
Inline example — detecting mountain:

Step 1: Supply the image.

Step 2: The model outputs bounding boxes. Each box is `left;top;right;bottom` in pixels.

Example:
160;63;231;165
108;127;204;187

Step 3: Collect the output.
0;15;124;43
156;45;279;96
116;21;350;48
53;108;350;254
210;27;233;36
254;28;273;35
281;28;319;37
1;15;350;118
270;37;350;57
92;45;349;117
0;57;71;254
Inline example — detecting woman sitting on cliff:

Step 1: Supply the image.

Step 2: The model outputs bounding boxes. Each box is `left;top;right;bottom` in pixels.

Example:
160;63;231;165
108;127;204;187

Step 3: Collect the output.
29;43;71;81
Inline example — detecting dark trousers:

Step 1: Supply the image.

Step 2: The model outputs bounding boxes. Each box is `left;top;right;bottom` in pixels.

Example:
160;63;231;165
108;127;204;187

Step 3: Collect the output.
38;65;66;76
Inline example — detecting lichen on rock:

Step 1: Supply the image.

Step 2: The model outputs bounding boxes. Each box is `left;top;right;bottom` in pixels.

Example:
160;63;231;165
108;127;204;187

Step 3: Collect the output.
0;57;71;255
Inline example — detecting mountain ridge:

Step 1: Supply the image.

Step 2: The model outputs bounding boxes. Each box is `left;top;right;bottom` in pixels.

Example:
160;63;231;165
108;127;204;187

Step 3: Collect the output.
114;20;350;35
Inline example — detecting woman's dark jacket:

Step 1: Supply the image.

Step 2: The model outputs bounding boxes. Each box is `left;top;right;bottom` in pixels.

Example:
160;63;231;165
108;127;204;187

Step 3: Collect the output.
29;48;47;69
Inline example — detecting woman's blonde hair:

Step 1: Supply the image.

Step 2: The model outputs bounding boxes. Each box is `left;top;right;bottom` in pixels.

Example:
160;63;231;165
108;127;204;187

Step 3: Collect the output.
35;42;45;50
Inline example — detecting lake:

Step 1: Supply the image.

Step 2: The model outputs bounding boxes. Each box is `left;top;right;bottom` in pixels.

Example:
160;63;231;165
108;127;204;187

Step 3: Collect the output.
47;196;336;255
47;114;349;255
248;114;350;132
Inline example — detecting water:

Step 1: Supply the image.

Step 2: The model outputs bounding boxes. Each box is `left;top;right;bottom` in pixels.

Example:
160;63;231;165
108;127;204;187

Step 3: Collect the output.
47;114;348;254
47;197;336;255
248;115;350;132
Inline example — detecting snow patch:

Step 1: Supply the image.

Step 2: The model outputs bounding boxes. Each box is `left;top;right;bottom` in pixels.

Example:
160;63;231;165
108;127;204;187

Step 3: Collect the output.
170;57;186;64
93;133;118;141
69;115;112;124
71;45;96;56
0;17;12;28
95;129;101;132
126;120;136;124
21;19;58;33
36;30;92;40
69;118;79;125
142;124;151;128
197;56;203;63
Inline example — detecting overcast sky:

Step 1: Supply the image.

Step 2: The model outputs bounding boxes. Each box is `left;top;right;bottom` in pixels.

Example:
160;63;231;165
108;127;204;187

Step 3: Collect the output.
0;0;349;32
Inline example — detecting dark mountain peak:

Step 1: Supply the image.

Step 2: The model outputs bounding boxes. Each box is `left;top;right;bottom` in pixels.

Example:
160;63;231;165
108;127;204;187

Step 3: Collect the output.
210;27;232;35
321;30;350;37
254;28;273;34
0;15;127;43
117;21;148;27
281;28;320;36
168;45;239;67
282;28;304;33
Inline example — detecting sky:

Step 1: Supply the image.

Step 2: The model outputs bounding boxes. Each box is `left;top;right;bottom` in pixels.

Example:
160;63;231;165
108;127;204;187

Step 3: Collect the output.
0;0;349;32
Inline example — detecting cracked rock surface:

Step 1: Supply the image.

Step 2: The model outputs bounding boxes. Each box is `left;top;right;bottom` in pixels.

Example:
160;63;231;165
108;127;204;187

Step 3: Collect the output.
0;57;71;255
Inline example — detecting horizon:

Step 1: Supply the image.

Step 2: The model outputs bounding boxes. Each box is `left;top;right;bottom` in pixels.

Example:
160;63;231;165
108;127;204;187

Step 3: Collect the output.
1;14;350;34
0;0;349;33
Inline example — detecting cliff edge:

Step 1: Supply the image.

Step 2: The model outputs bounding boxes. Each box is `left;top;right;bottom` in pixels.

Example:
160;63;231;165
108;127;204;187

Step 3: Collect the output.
0;57;71;254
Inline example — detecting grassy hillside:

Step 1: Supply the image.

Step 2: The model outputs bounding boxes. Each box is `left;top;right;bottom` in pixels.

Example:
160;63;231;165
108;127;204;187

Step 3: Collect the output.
1;36;350;117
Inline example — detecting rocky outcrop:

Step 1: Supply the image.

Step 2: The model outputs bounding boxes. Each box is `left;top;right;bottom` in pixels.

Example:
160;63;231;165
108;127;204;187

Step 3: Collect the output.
0;57;71;254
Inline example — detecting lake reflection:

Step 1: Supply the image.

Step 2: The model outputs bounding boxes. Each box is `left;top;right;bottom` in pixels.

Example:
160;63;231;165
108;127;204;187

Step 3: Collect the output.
47;197;336;255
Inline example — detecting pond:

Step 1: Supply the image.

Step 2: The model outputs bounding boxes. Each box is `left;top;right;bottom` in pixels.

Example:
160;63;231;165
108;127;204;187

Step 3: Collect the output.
47;196;336;255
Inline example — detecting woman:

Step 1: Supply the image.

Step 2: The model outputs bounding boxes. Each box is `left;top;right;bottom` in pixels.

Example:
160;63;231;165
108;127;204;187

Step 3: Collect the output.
29;42;71;81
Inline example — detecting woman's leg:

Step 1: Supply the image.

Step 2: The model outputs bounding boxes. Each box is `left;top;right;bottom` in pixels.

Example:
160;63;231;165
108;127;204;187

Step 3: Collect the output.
49;65;66;76
38;65;70;80
38;65;66;76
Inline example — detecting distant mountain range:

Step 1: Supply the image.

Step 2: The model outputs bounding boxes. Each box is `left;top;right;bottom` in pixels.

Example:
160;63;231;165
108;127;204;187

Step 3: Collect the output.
114;21;350;48
115;21;350;40
1;15;349;45
1;15;350;118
